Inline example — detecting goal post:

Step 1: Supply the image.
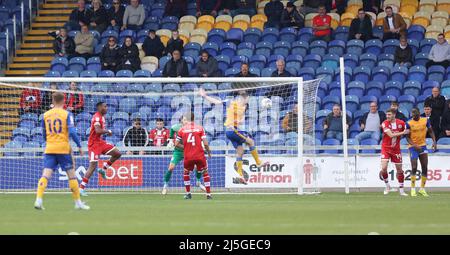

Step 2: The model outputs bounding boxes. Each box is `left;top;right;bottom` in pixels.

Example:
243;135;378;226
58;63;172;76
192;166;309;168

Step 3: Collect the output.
0;77;321;194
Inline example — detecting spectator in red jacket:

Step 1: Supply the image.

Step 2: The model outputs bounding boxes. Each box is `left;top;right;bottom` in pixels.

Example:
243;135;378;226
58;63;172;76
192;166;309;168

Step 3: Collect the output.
312;5;332;42
20;83;41;115
65;82;84;116
148;118;170;146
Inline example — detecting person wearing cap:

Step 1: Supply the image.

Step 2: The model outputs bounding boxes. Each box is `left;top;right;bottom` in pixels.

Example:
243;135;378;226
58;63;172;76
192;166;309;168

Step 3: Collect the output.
142;29;165;59
280;2;304;29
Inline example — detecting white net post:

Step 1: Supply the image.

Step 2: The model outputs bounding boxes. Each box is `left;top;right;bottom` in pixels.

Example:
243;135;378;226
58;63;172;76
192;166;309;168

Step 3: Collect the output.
297;79;304;195
340;57;350;194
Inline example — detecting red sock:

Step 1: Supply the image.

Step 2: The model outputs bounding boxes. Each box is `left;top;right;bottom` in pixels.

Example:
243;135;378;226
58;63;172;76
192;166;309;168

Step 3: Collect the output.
103;160;113;170
381;171;388;183
397;172;405;188
80;177;89;189
184;172;191;193
203;172;211;194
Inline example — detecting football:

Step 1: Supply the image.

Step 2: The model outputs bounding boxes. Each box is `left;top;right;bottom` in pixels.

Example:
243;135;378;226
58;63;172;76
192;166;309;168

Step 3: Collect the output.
261;98;272;109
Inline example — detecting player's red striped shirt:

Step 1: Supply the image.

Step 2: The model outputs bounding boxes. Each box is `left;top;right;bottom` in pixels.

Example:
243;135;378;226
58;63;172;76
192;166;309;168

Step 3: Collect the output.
381;119;405;152
88;112;107;147
176;123;206;160
149;128;169;146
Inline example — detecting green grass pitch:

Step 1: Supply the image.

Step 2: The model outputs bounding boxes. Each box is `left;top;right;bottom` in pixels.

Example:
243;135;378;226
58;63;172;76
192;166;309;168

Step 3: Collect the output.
2;192;450;234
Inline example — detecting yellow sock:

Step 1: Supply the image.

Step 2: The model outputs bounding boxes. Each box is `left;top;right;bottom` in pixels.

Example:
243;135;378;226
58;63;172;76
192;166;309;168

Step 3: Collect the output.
411;175;416;188
236;159;243;177
421;176;427;189
69;179;80;200
36;177;48;199
249;146;262;165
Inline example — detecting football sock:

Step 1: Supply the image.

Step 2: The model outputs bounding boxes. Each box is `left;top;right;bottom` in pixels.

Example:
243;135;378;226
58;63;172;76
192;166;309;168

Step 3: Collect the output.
236;158;243;177
249;146;262;166
79;177;89;189
397;172;405;188
411;175;416;189
69;178;80;201
36;176;48;200
183;172;191;193
203;172;211;194
163;170;172;184
381;171;389;185
421;176;427;189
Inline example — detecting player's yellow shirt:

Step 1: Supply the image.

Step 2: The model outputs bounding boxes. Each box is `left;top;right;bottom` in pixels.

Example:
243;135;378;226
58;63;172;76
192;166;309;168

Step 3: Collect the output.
43;108;72;154
224;101;246;128
406;117;431;148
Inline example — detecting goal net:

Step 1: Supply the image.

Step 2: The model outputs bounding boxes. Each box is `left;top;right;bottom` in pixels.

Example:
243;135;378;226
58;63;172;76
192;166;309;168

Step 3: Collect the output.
0;77;320;194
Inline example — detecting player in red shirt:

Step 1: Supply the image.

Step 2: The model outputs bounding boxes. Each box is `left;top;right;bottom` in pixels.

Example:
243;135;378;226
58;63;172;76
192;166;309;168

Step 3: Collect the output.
312;5;332;42
148;118;170;146
380;108;409;196
79;102;122;196
175;112;212;199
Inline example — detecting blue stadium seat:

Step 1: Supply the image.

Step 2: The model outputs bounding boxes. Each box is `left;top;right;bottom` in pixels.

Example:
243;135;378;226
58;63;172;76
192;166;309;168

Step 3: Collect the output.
249;67;261;76
408;65;427;83
322;53;339;69
427;65;446;83
309;40;327;56
202;41;219;57
343;53;358;69
116;69;133;77
353;66;371;84
379;95;397;111
346;39;364;56
267;54;284;67
207;29;226;44
80;70;97;77
291;40;308;56
298;27;313;41
360;95;378;111
118;98;136;113
347;81;365;98
297;67;315;80
366;81;384;98
4;141;23;157
163;83;181;92
161;16;179;30
159;55;171;69
183;42;201;58
414;52;429;66
226;28;244;44
359;53;377;69
316;66;334;85
101;30;119;44
127;84;145;93
219;41;237;58
249;55;267;70
385;81;403;98
225;67;240;77
68;57;86;73
279;27;297;42
377;53;394;69
360;139;378;154
334;66;352;83
372;66;390;84
255;41;273;58
333;26;349;42
442;80;450;98
345;95;360;113
91;83;109;92
285;54;302;71
437;138;450;153
390;65;408;83
420;38;436;54
261;67;275;77
322;139;341;154
216;55;231;72
62;70;79;77
273;41;290;57
322;95;341;110
407;38;420;55
261;27;279;43
328;40;346;56
398;95;416;112
243;27;262;44
422;80;439;95
50;57;68;73
382;39;399;55
316;109;332;125
303;54;321;69
231;55;248;68
152;69;163;77
349;123;361;138
407;25;425;42
134;69;151;77
99;70;115;77
364;39;383;55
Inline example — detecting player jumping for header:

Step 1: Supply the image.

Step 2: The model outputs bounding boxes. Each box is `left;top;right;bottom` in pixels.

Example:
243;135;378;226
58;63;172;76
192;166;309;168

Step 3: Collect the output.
162;115;205;195
405;107;437;197
379;108;410;196
175;112;212;199
199;88;269;185
79;102;122;196
34;92;89;210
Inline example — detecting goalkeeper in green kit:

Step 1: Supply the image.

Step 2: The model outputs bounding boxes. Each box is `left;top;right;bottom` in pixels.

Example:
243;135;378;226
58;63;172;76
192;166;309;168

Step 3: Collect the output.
162;115;206;195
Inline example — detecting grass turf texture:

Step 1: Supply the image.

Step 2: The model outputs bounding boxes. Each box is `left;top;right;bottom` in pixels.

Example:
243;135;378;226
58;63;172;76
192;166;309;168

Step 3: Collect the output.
1;192;450;234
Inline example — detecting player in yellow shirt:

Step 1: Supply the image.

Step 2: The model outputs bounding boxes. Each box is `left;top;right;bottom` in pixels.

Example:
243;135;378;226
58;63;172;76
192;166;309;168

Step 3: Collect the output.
199;88;269;184
405;107;437;197
34;92;89;210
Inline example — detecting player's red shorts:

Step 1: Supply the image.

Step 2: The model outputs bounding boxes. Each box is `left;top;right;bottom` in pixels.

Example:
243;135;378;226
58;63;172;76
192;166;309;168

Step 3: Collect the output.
184;158;208;172
381;148;402;164
88;141;115;162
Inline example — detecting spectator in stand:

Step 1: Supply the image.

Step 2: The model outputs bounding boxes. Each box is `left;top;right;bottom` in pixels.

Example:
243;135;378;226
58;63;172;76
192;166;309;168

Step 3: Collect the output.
66;0;92;31
196;0;222;17
122;0;145;31
312;5;332;42
382;6;406;41
100;36;120;72
282;104;298;133
363;0;382;14
148;118;170;147
162;49;189;77
65;82;84;116
271;59;291;77
264;0;284;28
266;59;292;99
196;50;220;77
440;101;450;138
53;28;76;59
218;0;236;15
394;36;413;68
300;0;330;16
74;24;94;59
390;101;407;122
232;63;258;95
280;2;304;29
117;36;141;72
124;118;148;155
355;101;386;142
424;87;446;131
426;33;450;69
20;83;41;115
348;8;373;42
232;0;256;16
165;0;187;18
235;63;258;77
164;30;184;56
108;0;125;32
422;104;441;139
323;104;351;142
142;30;165;59
41;83;59;112
88;0;108;33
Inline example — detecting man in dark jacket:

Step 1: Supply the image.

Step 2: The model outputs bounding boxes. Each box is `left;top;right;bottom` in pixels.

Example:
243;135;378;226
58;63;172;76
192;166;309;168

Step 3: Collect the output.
164;0;187;18
164;30;184;56
363;0;382;14
196;0;222;17
117;36;141;72
196;50;220;77
53;28;76;59
124;118;148;155
163;50;189;77
264;0;284;28
66;0;93;31
218;0;236;15
425;87;447;129
232;0;256;16
100;36;120;72
88;0;108;33
267;59;292;99
394;36;413;67
355;101;386;142
280;2;304;29
421;104;441;139
300;0;331;15
231;63;258;95
323;104;351;142
142;30;165;59
440;100;450;138
390;101;407;122
348;8;373;42
108;0;125;32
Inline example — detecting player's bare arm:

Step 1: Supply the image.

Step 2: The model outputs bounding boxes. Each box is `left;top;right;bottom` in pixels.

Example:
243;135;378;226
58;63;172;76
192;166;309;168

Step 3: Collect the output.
174;140;184;150
199;88;223;105
94;123;112;136
203;138;212;159
428;127;438;151
385;129;409;138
